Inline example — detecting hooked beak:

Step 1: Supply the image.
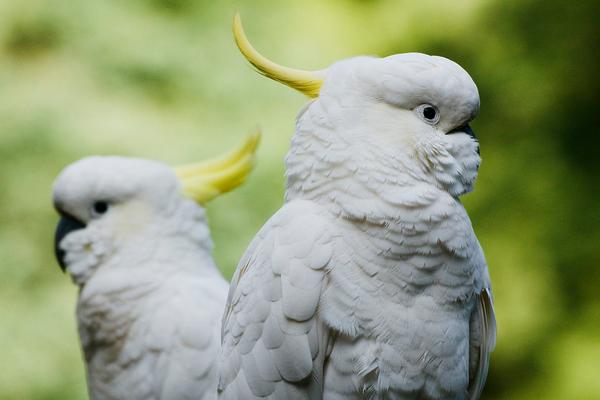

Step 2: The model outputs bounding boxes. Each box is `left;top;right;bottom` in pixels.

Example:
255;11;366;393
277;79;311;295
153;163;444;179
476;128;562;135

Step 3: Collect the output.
54;214;85;271
447;123;477;139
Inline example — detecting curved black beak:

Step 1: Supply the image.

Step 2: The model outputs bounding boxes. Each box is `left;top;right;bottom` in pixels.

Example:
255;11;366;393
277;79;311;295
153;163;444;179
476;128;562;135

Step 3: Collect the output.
447;123;476;139
54;215;86;271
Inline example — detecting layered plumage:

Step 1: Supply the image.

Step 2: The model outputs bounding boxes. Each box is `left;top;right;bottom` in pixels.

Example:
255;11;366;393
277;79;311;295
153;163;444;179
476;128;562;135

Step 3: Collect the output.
53;135;259;400
218;17;495;400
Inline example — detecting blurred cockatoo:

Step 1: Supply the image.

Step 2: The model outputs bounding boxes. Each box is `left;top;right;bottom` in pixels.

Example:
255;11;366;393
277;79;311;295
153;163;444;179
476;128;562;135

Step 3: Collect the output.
218;15;495;400
53;133;259;400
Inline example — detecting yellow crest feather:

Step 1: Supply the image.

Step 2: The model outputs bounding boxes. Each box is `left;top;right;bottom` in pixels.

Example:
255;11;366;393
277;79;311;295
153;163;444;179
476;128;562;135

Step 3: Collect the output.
174;131;260;204
233;13;323;98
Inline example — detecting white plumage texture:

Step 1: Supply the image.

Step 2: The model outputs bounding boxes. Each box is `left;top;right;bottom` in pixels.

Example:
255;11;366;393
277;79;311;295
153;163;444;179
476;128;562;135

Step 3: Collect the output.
219;52;495;399
53;157;229;400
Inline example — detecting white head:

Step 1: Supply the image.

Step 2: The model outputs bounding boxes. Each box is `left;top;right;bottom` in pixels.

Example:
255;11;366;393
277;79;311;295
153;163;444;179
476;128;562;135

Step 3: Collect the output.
52;134;259;285
233;15;480;213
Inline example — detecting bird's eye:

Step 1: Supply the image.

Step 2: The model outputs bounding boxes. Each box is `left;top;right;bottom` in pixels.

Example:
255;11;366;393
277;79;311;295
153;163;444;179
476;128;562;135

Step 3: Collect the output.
92;201;109;216
423;107;437;120
416;104;440;124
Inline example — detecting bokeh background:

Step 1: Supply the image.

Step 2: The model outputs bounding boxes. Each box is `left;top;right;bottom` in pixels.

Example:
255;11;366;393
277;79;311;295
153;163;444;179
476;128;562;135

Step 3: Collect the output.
1;0;598;398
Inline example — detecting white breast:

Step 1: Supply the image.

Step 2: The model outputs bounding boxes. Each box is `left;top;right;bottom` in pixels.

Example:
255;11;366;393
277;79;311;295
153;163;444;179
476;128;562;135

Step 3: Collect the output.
319;187;486;399
77;264;228;400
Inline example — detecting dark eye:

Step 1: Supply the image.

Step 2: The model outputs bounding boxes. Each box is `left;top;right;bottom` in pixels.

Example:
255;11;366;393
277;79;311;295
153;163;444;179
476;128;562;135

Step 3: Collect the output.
92;201;109;215
423;106;437;120
416;104;440;124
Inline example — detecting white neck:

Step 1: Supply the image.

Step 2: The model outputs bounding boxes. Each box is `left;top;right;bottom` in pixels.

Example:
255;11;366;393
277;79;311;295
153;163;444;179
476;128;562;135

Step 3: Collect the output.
284;99;479;222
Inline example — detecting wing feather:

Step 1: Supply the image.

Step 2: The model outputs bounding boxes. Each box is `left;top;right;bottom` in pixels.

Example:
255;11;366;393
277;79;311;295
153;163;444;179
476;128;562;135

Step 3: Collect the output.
468;287;497;400
218;200;334;399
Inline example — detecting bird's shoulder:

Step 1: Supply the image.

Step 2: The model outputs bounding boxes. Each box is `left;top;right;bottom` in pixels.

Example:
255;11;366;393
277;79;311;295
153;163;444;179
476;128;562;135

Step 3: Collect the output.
226;199;336;298
218;200;335;398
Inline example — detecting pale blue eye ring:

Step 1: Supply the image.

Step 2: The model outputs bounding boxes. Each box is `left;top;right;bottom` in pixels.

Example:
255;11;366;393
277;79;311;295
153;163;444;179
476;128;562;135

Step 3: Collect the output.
415;104;440;124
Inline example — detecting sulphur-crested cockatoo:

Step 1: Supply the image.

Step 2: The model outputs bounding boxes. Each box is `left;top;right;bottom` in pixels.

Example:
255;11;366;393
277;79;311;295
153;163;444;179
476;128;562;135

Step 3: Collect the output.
217;15;495;400
53;133;259;400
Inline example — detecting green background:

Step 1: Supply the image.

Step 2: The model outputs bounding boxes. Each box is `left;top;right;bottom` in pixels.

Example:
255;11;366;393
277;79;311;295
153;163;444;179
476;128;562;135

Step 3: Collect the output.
0;0;598;398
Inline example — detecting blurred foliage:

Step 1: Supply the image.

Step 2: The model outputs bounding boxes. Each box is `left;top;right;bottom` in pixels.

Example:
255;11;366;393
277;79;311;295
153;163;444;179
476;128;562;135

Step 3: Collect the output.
0;0;598;398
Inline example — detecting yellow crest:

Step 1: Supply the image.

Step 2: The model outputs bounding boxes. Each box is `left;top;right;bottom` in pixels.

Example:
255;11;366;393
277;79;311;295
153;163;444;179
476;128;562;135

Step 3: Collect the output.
233;13;324;98
175;131;260;204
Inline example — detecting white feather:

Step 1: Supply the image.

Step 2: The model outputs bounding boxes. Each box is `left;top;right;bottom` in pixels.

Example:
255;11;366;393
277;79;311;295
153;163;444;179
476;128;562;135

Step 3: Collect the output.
220;52;495;399
53;157;229;400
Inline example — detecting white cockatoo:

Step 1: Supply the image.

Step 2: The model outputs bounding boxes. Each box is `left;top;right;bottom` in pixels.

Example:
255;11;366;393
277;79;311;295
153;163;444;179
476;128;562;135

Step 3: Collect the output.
217;15;495;400
52;133;259;400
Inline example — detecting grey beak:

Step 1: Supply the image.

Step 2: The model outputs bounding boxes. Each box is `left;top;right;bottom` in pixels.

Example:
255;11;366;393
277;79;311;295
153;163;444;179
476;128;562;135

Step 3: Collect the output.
54;215;85;271
447;123;477;139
